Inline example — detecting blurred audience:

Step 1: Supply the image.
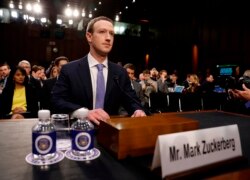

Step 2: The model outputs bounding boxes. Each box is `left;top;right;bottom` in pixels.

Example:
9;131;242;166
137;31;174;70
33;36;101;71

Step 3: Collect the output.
0;66;39;119
157;70;169;93
40;56;69;111
0;63;11;93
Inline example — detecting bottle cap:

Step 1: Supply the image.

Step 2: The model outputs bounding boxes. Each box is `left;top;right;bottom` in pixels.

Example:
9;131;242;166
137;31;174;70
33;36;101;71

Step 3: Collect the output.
76;108;89;120
38;110;50;120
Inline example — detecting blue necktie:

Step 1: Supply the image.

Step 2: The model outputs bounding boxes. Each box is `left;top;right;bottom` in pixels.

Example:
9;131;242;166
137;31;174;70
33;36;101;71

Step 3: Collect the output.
95;64;105;109
245;101;250;109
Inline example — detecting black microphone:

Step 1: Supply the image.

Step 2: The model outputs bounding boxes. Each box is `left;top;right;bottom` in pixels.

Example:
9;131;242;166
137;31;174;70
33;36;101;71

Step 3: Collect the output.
113;76;152;115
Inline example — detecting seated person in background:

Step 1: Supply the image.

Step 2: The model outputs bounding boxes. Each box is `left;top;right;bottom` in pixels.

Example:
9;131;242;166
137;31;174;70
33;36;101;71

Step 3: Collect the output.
39;66;47;81
184;74;201;93
150;67;159;81
168;72;179;88
49;66;59;78
200;73;215;93
229;70;250;102
0;63;11;94
31;65;46;87
124;63;145;105
182;73;191;88
137;72;145;83
119;63;145;115
40;56;69;111
140;69;158;107
0;66;39;119
18;60;41;101
18;60;39;86
157;69;169;93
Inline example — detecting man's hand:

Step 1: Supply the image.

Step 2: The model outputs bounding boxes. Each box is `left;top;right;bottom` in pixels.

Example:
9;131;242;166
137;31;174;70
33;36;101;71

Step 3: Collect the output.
87;109;110;125
131;110;146;117
228;84;250;101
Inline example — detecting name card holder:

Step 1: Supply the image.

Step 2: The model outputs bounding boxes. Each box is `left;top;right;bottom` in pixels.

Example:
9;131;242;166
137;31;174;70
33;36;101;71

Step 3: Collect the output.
151;124;246;179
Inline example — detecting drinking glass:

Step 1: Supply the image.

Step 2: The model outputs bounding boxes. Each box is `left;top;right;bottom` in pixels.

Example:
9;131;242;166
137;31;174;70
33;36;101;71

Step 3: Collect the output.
51;114;71;151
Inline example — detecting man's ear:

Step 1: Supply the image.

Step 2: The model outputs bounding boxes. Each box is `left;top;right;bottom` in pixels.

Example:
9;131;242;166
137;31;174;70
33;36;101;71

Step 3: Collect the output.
86;32;92;43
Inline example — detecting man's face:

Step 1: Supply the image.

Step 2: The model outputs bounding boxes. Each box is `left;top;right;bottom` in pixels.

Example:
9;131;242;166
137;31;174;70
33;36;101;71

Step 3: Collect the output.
32;70;42;79
0;65;11;77
126;68;135;80
57;60;68;72
144;73;150;80
19;62;31;75
161;72;167;79
86;20;114;57
207;75;214;82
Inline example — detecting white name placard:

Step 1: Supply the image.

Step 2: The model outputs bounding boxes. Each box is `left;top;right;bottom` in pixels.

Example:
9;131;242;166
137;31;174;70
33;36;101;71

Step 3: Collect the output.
151;124;242;178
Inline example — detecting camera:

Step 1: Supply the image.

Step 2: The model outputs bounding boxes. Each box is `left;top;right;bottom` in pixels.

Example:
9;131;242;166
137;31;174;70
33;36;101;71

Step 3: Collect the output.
238;76;250;89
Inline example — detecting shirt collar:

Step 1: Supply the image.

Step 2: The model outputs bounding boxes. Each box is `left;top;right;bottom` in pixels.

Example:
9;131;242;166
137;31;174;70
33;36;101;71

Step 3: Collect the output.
88;53;108;68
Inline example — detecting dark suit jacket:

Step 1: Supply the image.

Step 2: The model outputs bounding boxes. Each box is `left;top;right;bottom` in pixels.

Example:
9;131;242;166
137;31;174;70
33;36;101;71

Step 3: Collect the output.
51;56;143;115
132;80;145;106
40;77;57;112
29;75;42;104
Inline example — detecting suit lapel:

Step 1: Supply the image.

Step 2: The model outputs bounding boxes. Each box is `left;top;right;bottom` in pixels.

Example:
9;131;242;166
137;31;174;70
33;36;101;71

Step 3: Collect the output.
105;62;115;104
77;57;93;108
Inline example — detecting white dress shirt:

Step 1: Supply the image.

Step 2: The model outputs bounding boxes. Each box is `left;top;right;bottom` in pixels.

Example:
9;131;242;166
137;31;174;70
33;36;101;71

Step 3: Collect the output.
87;53;108;109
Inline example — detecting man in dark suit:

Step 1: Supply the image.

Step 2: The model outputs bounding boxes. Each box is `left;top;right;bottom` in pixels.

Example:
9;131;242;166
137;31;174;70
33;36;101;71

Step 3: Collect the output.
51;16;146;125
40;56;69;111
123;63;145;106
118;63;146;115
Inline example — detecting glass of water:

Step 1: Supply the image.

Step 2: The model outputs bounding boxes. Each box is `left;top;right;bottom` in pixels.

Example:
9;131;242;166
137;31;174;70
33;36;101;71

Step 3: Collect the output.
51;114;71;151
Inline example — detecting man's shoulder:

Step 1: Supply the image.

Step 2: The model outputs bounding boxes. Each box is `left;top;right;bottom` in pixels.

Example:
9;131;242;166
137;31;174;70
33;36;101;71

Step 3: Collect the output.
108;61;126;73
44;77;57;84
133;80;142;88
63;56;88;69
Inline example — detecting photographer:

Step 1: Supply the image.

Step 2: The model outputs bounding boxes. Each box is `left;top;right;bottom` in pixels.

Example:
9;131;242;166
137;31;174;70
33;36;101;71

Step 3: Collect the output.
227;70;250;113
229;84;250;101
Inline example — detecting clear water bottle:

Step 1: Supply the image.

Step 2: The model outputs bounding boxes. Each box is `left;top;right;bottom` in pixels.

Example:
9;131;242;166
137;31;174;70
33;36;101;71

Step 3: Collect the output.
71;108;95;156
32;110;56;160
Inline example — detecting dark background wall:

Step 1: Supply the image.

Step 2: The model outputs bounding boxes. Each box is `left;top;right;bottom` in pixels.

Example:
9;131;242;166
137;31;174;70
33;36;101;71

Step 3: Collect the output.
1;15;250;80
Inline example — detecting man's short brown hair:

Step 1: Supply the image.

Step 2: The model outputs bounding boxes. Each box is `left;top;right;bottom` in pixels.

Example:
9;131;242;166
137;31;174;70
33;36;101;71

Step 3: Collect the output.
54;56;69;66
86;16;113;33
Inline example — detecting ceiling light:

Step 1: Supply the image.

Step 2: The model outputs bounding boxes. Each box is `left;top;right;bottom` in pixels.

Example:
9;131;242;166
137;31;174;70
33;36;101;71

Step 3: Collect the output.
68;19;73;25
11;10;18;18
18;2;23;9
41;17;47;23
73;9;79;17
26;3;32;11
23;14;28;20
56;19;62;25
9;1;15;9
33;2;42;13
65;4;72;17
88;12;92;18
115;15;119;22
29;16;35;21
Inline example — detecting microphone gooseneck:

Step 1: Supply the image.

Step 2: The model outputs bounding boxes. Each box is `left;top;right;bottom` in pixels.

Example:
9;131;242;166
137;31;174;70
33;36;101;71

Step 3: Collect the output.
113;76;152;115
